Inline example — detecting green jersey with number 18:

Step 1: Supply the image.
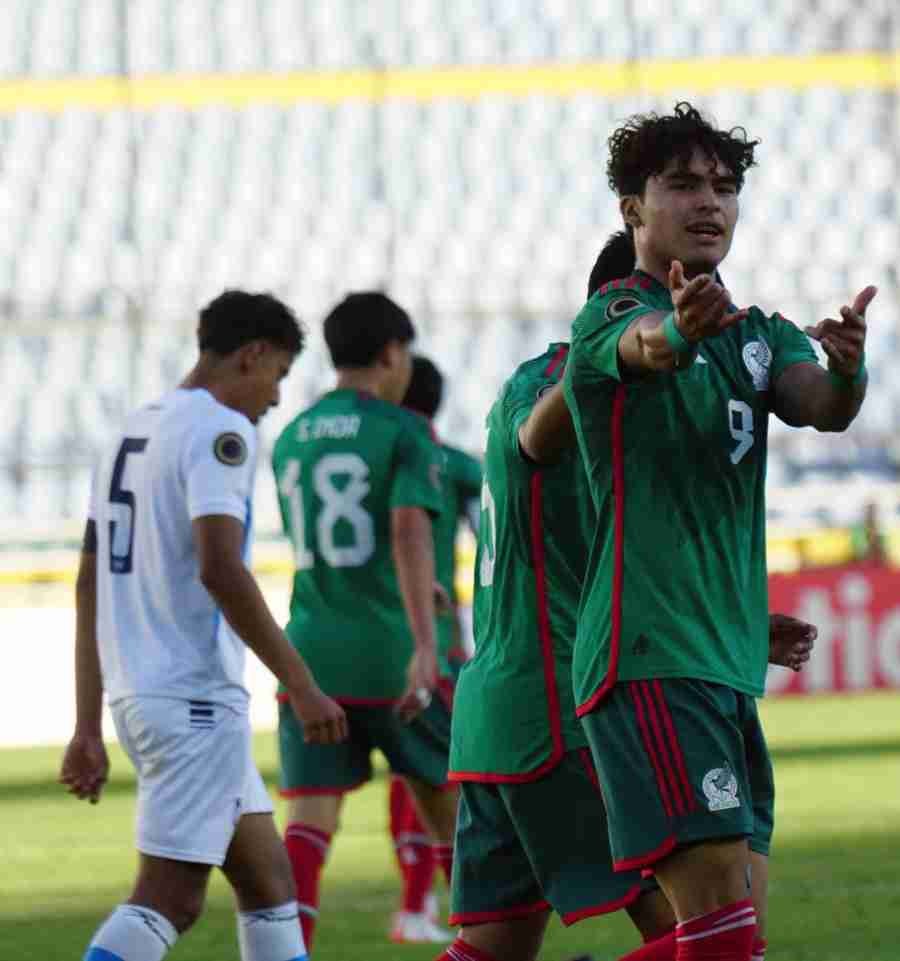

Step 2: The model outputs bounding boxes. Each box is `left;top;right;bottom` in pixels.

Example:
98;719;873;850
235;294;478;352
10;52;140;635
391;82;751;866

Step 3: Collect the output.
449;344;594;781
563;271;818;715
272;389;444;703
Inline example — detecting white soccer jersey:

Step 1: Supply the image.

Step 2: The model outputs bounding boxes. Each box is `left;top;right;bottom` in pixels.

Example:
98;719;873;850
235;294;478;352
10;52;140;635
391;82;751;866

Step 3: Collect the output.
89;388;258;710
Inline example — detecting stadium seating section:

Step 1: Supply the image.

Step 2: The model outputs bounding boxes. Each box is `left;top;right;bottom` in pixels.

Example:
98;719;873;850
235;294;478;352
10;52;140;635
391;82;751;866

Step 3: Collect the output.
0;1;897;534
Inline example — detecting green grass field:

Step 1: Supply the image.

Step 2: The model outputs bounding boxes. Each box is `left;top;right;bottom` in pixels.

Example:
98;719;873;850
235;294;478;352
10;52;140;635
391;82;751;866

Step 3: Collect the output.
2;693;898;961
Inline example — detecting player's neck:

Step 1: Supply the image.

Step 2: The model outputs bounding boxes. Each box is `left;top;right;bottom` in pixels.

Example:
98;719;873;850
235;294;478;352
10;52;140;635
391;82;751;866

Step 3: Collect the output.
181;362;239;412
635;253;719;287
335;369;388;400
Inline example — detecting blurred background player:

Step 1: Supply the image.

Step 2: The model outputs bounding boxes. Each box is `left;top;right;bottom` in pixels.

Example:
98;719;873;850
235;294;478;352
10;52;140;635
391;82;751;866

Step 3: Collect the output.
565;102;873;961
271;292;458;954
60;291;347;961
387;354;482;944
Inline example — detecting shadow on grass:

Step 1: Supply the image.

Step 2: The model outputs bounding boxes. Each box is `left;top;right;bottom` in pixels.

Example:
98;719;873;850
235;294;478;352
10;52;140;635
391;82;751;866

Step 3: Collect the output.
4;737;899;805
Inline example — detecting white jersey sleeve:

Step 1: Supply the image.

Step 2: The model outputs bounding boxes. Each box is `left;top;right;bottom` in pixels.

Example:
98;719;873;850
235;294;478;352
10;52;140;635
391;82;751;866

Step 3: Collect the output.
185;416;258;522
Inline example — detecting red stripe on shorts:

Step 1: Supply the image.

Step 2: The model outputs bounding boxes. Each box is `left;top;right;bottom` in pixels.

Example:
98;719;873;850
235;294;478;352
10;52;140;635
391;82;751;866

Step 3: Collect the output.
651;679;698;812
628;681;674;818
637;680;688;816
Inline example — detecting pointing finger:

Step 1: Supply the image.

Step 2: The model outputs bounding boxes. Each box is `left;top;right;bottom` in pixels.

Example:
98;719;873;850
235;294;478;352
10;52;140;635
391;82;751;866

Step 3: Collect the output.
851;285;877;317
669;259;685;291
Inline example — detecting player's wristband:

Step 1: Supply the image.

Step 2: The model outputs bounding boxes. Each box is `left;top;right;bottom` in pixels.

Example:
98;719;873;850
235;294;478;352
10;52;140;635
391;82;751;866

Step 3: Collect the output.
828;354;867;389
662;311;697;369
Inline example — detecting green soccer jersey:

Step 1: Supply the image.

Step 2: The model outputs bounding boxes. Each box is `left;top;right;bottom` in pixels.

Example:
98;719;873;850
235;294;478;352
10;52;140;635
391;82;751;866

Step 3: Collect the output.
433;442;482;677
449;344;594;781
563;271;818;713
272;389;444;702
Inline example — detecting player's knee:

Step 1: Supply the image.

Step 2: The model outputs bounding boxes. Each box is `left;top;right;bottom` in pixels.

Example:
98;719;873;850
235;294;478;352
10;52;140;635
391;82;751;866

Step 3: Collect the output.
172;889;206;933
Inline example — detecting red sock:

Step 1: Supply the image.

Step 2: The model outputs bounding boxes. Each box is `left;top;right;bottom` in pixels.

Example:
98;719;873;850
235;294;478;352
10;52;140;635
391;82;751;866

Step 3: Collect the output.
284;821;332;951
432;842;453;885
389;776;436;913
434;937;500;961
675;899;756;960
617;928;676;959
751;938;767;960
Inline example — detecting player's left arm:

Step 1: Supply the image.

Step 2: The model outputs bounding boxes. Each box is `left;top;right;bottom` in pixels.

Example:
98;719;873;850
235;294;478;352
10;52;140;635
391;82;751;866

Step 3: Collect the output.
518;381;575;464
772;286;876;432
769;613;816;672
60;521;109;804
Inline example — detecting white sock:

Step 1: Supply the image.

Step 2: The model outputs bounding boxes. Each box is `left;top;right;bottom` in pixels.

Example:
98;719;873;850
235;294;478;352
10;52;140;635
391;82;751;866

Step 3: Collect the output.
237;900;307;961
84;904;177;961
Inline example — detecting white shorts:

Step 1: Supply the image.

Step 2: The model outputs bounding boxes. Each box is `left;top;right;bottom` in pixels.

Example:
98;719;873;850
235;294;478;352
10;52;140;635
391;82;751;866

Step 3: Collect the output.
111;696;273;866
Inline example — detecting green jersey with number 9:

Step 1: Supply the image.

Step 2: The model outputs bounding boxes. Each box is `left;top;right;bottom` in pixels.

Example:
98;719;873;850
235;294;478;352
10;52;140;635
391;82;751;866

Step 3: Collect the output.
449;344;593;780
272;389;444;702
563;271;818;714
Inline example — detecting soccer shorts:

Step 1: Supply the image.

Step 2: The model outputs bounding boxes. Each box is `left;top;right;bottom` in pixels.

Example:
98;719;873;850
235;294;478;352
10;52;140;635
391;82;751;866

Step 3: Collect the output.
449;748;652;927
278;694;451;796
111;696;272;866
580;679;775;873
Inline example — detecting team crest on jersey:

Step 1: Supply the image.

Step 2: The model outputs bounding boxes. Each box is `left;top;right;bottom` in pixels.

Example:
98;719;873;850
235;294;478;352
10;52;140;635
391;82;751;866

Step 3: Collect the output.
742;339;772;391
702;764;741;812
605;295;642;322
214;431;248;466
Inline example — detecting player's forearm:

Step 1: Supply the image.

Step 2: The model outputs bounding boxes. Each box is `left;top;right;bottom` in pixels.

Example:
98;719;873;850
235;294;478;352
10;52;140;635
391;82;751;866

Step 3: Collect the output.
617;311;685;374
202;563;319;696
73;553;103;736
518;382;575;464
774;364;866;432
391;508;438;652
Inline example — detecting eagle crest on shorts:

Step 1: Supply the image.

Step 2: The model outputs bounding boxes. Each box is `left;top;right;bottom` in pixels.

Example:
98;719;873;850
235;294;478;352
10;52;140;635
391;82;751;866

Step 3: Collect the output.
214;432;248;466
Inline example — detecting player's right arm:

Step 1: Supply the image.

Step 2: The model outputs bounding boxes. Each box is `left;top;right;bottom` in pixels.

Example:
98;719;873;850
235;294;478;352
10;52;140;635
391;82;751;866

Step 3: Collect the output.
615;261;747;374
193;515;347;745
60;518;110;804
390;422;446;720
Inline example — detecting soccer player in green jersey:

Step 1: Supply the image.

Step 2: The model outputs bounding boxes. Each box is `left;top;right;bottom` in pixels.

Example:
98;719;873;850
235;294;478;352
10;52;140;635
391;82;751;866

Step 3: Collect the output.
271;293;457;952
387;354;483;944
564;102;875;961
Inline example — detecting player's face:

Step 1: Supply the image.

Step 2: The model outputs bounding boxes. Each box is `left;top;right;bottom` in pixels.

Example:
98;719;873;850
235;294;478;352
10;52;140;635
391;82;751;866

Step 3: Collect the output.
630;147;739;276
383;340;413;405
240;343;295;424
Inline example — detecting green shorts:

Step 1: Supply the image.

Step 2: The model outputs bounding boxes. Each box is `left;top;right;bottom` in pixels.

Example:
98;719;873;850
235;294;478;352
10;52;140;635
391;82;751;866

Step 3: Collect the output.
581;679;774;873
278;695;451;796
449;748;653;927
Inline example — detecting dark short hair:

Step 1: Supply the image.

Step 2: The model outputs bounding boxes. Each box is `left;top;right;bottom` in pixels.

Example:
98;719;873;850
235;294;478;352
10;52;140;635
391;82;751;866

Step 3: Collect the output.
607;101;759;198
198;290;304;356
324;292;415;368
403;355;444;419
588;231;636;299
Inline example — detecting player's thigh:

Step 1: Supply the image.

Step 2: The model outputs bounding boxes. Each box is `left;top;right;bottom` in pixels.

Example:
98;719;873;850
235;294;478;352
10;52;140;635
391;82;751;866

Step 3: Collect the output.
222;813;295;911
278;700;372;800
580;679;755;873
371;696;451;789
500;749;652;926
112;697;259;867
743;696;775;858
450;780;549;926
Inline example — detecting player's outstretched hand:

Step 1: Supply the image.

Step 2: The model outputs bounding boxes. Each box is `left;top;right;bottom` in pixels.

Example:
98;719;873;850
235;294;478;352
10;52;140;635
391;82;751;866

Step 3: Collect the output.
395;645;439;723
668;259;748;342
59;734;109;804
768;613;817;672
290;687;348;745
804;285;876;378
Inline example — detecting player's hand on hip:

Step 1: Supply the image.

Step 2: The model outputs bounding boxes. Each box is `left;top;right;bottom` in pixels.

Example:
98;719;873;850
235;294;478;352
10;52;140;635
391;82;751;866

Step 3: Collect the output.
395;645;439;722
59;734;109;804
804;285;876;377
668;259;748;343
768;613;817;672
291;687;349;745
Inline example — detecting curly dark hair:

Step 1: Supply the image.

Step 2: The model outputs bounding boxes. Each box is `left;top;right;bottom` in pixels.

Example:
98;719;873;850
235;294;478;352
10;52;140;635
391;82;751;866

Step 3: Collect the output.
607;101;759;197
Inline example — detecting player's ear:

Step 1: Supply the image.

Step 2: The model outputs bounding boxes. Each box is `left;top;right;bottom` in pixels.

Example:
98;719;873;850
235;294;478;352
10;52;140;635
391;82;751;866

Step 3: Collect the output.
620;196;643;231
